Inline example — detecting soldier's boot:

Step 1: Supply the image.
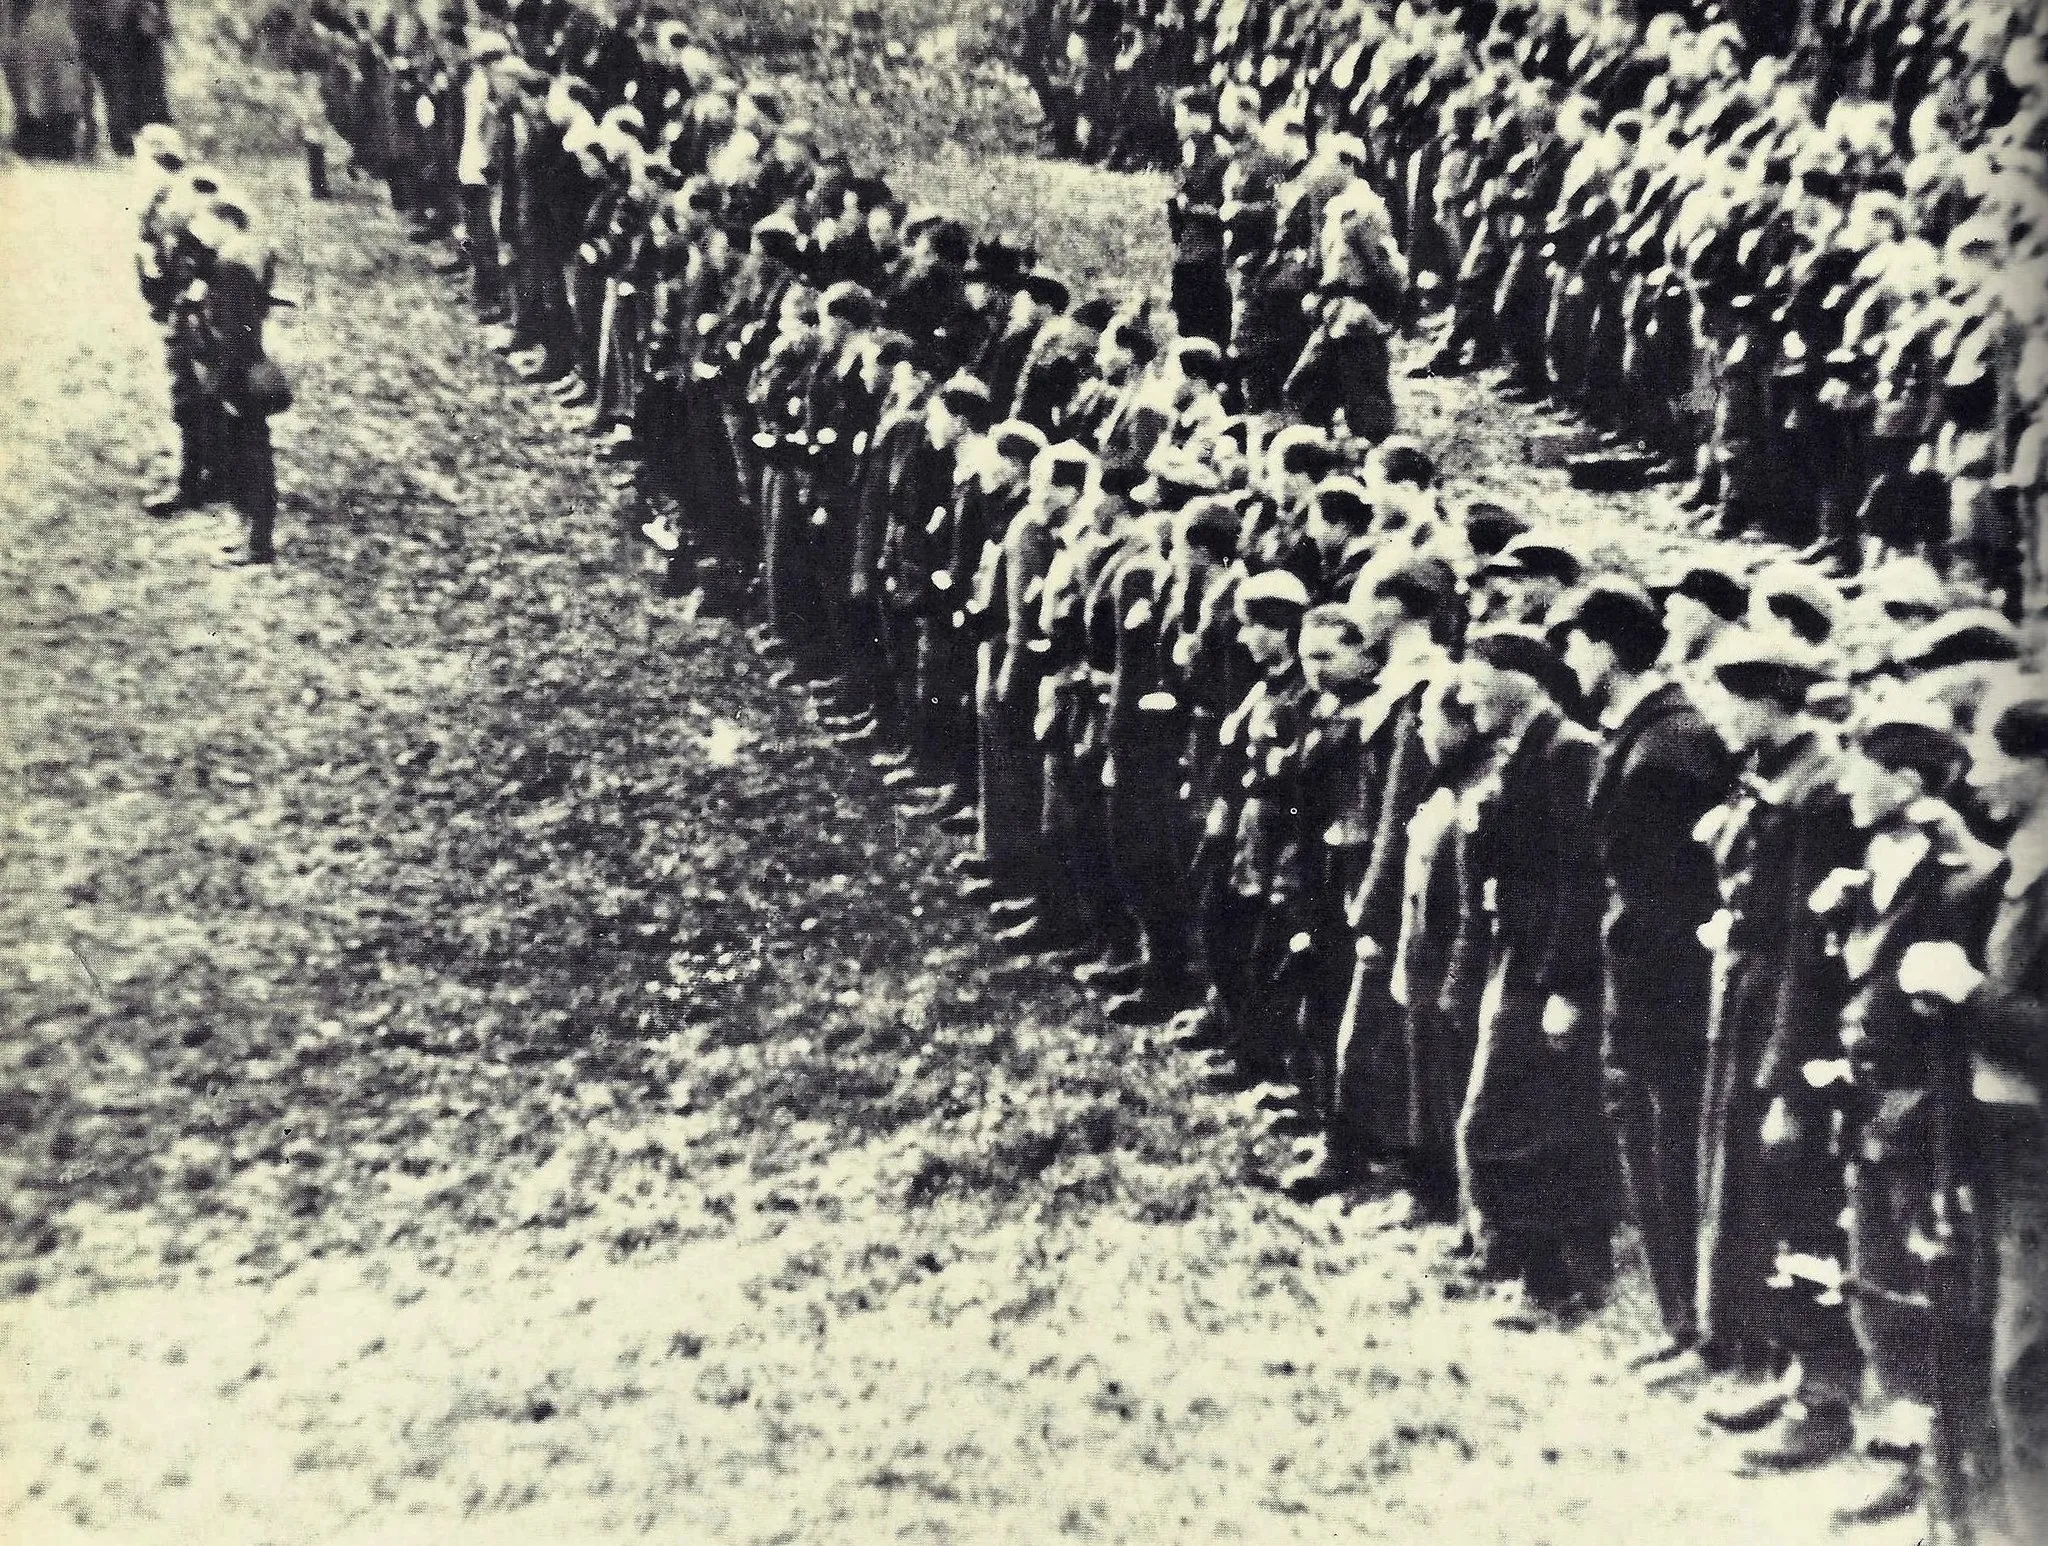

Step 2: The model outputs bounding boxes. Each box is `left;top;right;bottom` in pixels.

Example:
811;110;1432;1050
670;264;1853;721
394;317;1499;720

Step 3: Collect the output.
1735;1397;1854;1475
1826;1455;1924;1528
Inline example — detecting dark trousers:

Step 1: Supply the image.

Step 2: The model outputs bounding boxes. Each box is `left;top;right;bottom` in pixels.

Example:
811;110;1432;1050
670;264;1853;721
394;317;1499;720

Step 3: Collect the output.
460;184;502;310
218;406;276;559
1605;1045;1706;1344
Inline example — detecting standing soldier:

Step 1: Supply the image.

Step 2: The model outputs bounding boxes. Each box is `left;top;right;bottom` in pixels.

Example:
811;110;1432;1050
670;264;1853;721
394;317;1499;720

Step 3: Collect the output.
1555;579;1736;1373
190;191;290;566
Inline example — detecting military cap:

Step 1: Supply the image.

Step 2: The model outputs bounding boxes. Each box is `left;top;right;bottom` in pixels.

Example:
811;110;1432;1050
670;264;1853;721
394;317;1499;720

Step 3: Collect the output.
1012;269;1071;311
1855;691;1967;778
1891;608;2022;674
1707;632;1834;702
1468;625;1580;709
990;419;1048;461
1312;475;1376;530
937;371;993;411
1374;554;1460;615
1856;555;1950;618
818;280;877;325
1175;494;1244;553
1461;499;1530;557
1070;295;1118;332
1753;563;1841;646
967;236;1032;281
1235;569;1313;622
1136;450;1222;506
1545;576;1663;651
1991;695;2048;761
1653;555;1750;623
1483;533;1582;583
1365;436;1437;489
470;29;511;61
136;124;187;168
749;214;804;263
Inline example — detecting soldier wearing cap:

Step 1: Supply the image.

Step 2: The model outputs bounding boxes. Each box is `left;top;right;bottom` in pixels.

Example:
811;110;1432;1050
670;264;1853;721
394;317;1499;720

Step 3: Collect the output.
1808;693;2002;1528
191;192;288;565
1555;577;1737;1372
1692;633;1865;1472
1440;625;1614;1315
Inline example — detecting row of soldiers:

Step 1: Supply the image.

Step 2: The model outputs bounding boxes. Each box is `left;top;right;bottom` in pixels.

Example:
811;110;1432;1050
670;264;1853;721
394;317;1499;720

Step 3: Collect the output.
133;124;290;565
297;2;2044;1540
1051;0;2048;611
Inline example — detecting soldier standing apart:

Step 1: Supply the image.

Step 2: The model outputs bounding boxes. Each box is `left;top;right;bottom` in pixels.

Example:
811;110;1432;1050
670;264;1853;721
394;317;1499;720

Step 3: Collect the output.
190;191;290;566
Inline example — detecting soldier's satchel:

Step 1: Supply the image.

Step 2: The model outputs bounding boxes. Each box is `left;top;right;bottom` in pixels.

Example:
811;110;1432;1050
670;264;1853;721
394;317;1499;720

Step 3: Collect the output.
244;354;296;418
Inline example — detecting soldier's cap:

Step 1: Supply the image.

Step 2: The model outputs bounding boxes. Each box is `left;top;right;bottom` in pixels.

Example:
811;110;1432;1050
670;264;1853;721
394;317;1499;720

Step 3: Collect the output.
1135;451;1222;507
1172;85;1216;117
1482;533;1582;584
968;236;1033;279
990;419;1047;461
1653;555;1751;623
1364;435;1436;489
749;215;804;261
1373;554;1460;617
1754;562;1841;645
1171;334;1225;370
1312;476;1376;531
1544;576;1663;650
937;371;993;411
1175;494;1243;554
1707;632;1834;702
1991;694;2048;761
1235;569;1313;623
180;163;226;197
1855;554;1950;618
1460;499;1530;557
818;280;877;325
1891;608;2021;673
1467;625;1580;711
1069;295;1118;331
1006;268;1071;311
1854;691;1967;777
1264;423;1336;480
470;29;512;61
137;124;187;168
923;219;973;269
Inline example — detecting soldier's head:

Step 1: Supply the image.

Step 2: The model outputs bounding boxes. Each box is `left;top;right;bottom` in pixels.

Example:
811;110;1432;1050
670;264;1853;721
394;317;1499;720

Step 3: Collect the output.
1032;442;1097;517
1476;534;1581;624
1548;578;1665;707
1841;693;1965;831
1752;563;1841;650
1235;570;1311;677
1966;688;2048;827
1656;559;1748;668
1358;554;1462;655
1704;633;1833;754
1298;602;1375;701
1306;477;1374;564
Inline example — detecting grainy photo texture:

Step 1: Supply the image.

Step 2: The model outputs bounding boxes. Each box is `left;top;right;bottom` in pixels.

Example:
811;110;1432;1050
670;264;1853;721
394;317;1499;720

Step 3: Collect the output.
2;0;2045;1542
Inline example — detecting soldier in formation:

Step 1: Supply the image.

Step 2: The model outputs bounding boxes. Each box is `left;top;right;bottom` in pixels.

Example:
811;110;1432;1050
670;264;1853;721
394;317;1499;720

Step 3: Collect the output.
298;2;2042;1539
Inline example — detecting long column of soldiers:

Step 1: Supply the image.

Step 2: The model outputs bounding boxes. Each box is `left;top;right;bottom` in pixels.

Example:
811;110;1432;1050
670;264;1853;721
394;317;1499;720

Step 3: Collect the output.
143;0;2042;1539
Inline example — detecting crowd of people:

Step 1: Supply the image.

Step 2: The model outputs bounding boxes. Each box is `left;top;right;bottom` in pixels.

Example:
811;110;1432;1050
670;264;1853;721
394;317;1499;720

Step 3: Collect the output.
166;0;2046;1539
1039;0;2048;605
134;122;290;564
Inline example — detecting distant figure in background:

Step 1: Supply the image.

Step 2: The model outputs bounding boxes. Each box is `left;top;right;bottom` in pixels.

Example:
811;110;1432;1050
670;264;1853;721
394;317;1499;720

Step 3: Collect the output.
73;0;170;155
5;0;87;157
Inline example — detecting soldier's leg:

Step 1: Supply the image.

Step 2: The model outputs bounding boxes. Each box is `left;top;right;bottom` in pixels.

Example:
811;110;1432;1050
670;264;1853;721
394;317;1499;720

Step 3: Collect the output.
1604;1051;1701;1350
1985;1104;2048;1541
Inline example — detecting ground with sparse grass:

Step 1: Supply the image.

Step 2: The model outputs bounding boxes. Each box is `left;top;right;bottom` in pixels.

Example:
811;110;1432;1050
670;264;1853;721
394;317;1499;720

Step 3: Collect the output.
0;20;1943;1546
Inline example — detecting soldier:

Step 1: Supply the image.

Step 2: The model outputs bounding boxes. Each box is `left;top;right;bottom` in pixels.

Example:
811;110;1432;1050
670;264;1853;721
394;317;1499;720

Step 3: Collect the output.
1450;627;1614;1317
1812;695;2001;1529
189;190;289;566
1555;578;1737;1372
1692;634;1865;1474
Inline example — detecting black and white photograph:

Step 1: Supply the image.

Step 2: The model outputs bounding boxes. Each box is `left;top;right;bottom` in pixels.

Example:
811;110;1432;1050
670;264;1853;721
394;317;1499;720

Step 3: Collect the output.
1;0;2043;1541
